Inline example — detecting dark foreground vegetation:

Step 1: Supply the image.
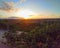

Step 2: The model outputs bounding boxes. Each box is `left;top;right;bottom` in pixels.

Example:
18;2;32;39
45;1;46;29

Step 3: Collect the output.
0;19;60;48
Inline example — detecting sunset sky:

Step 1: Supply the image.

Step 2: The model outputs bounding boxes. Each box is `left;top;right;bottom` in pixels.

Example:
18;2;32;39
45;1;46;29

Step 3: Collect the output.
0;0;60;19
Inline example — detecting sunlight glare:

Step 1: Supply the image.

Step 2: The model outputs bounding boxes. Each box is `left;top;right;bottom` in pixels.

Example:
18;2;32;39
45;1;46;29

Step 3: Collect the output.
16;9;35;19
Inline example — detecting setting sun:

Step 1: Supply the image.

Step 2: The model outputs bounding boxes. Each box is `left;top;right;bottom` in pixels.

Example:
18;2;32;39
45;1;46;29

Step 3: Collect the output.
16;9;35;19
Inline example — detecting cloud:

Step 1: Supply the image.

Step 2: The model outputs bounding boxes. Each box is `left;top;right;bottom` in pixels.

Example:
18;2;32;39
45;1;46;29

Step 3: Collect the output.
0;0;27;13
0;2;16;12
20;0;26;3
15;0;27;6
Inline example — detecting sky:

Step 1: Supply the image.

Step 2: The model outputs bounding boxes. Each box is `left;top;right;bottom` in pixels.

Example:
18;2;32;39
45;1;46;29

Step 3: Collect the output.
0;0;60;19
